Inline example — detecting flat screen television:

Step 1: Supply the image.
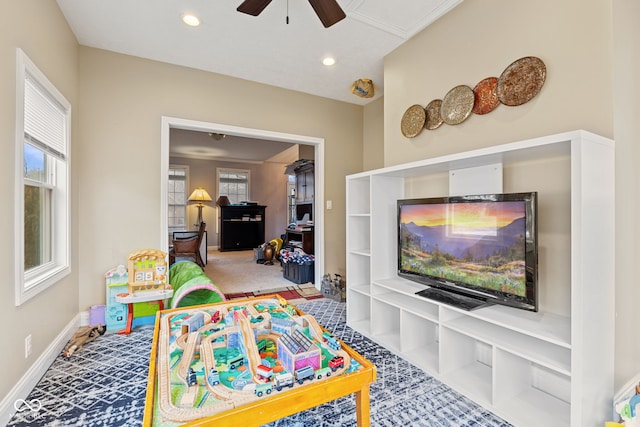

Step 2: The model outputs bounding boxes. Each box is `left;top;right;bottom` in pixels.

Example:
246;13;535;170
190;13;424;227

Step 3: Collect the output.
398;192;538;312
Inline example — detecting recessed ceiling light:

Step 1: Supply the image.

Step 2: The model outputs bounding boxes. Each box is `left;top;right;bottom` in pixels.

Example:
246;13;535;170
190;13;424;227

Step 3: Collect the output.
182;14;200;27
322;57;336;66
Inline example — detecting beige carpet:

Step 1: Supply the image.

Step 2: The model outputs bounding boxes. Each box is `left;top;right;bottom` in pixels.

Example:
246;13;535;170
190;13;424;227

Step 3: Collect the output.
203;249;314;295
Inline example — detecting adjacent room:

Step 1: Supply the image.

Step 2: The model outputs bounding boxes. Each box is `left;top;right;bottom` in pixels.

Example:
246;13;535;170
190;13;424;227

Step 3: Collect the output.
168;127;319;296
2;0;639;426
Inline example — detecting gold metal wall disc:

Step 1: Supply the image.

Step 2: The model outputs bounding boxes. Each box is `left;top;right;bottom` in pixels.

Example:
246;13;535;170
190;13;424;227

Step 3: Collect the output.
472;77;500;115
400;104;426;138
497;56;546;106
441;85;475;125
425;99;444;130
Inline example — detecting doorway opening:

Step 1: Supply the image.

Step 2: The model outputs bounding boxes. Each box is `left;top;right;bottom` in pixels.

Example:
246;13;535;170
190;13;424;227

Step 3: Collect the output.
160;116;325;287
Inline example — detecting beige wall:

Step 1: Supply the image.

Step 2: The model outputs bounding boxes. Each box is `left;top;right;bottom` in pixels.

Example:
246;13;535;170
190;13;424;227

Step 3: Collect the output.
298;144;315;160
363;96;384;170
77;47;363;310
612;0;640;389
0;0;79;401
384;0;638;390
384;0;613;166
253;159;295;241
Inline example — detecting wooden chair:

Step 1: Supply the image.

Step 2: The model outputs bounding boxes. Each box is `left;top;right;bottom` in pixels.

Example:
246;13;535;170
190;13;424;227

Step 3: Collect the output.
169;222;206;267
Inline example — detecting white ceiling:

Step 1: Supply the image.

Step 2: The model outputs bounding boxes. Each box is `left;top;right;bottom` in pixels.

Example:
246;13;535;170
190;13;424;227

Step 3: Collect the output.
56;0;462;106
169;128;298;163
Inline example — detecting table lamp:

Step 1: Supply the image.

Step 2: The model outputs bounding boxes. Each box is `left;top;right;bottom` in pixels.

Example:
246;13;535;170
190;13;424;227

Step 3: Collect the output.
188;186;212;227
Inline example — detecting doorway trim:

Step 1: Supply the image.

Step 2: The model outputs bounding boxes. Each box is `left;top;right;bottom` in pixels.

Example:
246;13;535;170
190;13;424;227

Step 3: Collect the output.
160;116;325;288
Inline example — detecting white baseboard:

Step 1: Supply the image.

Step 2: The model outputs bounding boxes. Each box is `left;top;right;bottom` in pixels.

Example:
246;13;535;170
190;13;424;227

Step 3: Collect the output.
0;313;81;425
79;310;89;326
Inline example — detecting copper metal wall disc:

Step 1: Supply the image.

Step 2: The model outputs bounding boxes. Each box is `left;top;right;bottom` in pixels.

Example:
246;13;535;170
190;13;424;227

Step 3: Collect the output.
497;56;546;106
441;85;475;125
425;99;444;130
400;104;426;138
472;77;500;115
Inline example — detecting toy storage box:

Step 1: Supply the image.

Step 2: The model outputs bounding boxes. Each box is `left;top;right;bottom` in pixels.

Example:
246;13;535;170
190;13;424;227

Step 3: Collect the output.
89;305;106;326
283;261;314;284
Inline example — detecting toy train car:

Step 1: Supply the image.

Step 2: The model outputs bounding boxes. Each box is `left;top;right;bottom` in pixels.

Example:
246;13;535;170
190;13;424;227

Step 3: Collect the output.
322;331;341;351
294;366;315;384
256;364;273;380
187;368;197;386
211;310;221;324
207;368;220;385
254;382;273;397
315;367;332;379
328;356;344;371
227;354;245;370
273;372;294;391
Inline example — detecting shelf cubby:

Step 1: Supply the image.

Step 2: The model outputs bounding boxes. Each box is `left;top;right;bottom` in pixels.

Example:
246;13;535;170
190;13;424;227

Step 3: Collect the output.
346;290;371;336
439;327;493;406
348;283;371;297
346;253;370;289
346;175;371;215
370;298;401;352
441;308;571;374
494;349;570;426
400;310;439;372
346;215;370;255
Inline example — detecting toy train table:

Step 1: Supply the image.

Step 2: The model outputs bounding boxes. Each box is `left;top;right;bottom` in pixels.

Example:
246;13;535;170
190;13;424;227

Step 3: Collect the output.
143;295;376;427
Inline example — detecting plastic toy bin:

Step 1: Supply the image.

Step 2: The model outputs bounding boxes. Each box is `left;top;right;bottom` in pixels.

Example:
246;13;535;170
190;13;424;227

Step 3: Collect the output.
89;305;106;326
283;261;314;284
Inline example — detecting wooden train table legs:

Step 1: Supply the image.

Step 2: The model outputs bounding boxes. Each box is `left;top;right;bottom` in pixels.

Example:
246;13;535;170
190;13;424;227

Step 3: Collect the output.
355;384;371;427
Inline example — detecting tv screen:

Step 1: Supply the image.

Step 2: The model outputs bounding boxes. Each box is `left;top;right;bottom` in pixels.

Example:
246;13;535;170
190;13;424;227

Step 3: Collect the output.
398;192;538;312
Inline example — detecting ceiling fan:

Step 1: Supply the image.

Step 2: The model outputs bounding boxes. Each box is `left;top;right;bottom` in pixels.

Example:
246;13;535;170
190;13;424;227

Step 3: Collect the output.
237;0;346;28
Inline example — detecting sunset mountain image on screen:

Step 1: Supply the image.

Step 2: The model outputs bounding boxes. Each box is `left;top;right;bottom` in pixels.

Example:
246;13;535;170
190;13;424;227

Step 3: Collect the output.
399;200;528;297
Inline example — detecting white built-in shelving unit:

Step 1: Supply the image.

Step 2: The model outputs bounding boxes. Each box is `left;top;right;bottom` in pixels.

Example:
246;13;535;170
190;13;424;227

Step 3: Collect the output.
345;130;614;427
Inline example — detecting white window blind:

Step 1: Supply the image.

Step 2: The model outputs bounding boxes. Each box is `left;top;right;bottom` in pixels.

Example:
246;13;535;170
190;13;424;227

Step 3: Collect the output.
24;72;67;159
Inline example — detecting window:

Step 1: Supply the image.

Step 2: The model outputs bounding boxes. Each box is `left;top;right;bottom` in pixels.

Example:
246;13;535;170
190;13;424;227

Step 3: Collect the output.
168;165;189;231
15;49;71;305
217;169;250;204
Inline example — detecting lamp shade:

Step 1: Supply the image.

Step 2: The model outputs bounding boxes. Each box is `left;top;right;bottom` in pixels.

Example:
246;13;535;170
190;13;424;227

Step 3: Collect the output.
216;196;230;207
188;187;212;203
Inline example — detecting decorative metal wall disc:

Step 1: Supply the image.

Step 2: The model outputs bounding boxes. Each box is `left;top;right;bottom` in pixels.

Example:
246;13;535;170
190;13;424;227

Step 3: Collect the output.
441;85;475;125
497;56;546;106
401;104;426;138
425;99;444;130
472;77;499;115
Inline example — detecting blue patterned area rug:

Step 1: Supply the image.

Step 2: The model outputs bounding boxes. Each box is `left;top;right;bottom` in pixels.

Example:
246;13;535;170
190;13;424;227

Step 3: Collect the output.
8;299;511;427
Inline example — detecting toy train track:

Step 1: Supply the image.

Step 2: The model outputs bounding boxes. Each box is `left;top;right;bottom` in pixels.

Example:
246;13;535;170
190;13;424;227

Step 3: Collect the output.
153;297;354;423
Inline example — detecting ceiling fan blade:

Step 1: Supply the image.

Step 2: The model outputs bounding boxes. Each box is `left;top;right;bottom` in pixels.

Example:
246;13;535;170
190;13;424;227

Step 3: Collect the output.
237;0;273;16
308;0;346;28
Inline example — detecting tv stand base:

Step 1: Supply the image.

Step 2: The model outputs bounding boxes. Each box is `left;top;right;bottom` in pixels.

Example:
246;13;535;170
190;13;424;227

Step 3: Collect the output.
416;287;491;311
